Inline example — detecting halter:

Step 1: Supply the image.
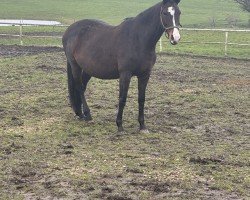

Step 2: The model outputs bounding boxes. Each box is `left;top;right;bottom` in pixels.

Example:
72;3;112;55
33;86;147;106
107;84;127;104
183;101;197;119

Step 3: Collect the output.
160;7;181;38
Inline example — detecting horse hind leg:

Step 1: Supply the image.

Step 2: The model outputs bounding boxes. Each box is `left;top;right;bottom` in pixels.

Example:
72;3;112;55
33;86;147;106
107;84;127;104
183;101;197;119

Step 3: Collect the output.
67;60;84;119
81;71;92;121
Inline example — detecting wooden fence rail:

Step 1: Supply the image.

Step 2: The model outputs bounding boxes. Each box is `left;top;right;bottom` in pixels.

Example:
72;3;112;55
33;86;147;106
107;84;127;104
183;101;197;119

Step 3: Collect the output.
159;28;250;56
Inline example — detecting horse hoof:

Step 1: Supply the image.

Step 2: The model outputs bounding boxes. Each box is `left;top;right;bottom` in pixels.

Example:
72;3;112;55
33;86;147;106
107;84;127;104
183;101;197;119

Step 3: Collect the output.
84;115;93;122
75;115;85;120
140;129;150;134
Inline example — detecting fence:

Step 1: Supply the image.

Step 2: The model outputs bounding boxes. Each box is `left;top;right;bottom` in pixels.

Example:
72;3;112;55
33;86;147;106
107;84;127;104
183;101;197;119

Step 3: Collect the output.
159;28;250;56
0;21;67;46
0;22;250;58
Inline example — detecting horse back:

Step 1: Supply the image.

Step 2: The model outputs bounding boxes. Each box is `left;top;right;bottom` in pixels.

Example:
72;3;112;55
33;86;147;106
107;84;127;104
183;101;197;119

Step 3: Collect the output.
62;19;115;51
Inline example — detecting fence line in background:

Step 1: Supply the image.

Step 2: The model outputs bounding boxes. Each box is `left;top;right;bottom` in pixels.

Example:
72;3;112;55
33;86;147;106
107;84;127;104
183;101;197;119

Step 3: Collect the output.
159;28;250;56
0;22;250;56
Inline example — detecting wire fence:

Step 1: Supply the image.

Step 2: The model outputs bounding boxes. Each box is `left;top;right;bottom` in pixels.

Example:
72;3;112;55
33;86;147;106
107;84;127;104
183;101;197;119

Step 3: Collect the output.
0;22;250;59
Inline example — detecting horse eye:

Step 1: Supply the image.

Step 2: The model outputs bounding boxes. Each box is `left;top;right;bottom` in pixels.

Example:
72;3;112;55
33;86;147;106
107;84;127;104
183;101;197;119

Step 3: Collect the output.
163;12;168;15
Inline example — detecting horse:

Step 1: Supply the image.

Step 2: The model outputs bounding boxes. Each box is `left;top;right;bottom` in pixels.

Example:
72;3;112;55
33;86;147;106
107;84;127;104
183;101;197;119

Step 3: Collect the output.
62;0;182;133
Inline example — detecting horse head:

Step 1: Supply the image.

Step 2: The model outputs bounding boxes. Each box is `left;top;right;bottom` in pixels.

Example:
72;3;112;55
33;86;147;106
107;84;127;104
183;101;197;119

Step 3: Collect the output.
161;0;181;45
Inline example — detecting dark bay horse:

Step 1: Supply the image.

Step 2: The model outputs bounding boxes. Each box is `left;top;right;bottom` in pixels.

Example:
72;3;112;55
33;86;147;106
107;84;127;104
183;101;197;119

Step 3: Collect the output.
62;0;181;133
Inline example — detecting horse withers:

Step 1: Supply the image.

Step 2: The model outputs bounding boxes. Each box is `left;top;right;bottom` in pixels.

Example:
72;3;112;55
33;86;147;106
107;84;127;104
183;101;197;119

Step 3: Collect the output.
62;0;181;133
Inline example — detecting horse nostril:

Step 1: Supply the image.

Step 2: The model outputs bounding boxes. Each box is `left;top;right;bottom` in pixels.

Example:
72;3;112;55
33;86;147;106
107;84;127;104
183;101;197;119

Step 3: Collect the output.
170;40;177;45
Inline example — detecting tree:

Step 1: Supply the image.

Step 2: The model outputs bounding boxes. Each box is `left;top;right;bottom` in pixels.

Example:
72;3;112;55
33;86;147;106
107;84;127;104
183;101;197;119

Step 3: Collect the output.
234;0;250;12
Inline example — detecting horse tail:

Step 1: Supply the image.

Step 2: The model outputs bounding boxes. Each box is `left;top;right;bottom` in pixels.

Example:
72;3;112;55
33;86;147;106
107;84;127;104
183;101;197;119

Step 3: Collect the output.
67;61;82;116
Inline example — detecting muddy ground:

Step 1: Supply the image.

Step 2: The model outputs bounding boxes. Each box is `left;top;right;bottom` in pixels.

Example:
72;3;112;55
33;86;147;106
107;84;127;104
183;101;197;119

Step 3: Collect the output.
0;44;62;57
0;45;249;199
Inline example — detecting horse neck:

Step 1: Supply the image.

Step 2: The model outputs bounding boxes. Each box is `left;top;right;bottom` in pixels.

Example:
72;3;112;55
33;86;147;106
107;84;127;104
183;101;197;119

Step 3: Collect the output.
134;3;164;49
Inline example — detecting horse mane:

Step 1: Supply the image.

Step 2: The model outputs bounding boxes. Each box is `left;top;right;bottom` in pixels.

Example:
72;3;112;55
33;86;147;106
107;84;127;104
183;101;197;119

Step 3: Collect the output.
135;2;162;24
123;17;134;21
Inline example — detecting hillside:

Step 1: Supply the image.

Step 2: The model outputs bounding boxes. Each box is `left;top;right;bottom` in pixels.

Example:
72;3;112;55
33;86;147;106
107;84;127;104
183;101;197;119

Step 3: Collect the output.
0;0;249;28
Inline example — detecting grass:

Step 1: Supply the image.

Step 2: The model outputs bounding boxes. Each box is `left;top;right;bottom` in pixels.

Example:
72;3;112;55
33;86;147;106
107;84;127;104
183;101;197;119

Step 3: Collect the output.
0;0;249;27
0;48;249;199
158;30;250;59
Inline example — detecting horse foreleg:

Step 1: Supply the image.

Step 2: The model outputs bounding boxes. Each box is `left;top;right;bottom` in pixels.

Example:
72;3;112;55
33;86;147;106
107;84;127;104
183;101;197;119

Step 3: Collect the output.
116;71;132;133
138;73;150;133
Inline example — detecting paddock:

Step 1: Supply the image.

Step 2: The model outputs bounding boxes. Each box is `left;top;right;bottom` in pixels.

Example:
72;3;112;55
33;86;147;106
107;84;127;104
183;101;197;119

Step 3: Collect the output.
0;45;249;199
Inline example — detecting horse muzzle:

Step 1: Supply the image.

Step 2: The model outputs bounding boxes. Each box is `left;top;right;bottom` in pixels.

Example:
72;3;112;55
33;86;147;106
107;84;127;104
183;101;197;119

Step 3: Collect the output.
166;28;181;45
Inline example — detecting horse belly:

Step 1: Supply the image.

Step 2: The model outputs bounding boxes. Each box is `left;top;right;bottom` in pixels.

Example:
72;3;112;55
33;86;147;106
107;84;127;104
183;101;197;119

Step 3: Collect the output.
74;28;120;79
87;64;119;79
77;55;119;80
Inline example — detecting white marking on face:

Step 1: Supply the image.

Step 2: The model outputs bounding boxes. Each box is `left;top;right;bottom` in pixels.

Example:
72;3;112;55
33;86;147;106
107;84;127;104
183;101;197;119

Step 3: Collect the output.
168;7;175;19
168;6;180;43
173;28;180;42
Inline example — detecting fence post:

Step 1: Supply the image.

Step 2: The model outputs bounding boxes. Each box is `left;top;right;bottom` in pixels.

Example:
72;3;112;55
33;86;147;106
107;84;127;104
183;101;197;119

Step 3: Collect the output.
159;37;163;52
224;31;228;56
19;20;23;45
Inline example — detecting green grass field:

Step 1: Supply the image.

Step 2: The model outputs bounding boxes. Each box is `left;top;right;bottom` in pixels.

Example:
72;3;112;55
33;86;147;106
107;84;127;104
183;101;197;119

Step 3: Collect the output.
1;0;249;27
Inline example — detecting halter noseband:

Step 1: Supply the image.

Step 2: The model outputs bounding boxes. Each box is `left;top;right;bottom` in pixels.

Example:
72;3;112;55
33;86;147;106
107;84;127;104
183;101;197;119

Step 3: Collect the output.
160;7;181;38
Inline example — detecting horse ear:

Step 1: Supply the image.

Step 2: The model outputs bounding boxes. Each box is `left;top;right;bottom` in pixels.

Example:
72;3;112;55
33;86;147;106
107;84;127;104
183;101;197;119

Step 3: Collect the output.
163;0;180;4
175;0;180;4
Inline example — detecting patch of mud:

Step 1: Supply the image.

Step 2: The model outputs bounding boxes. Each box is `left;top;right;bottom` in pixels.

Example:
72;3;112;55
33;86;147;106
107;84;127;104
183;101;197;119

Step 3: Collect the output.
10;116;24;126
106;195;133;200
0;44;63;57
130;179;171;193
36;64;66;73
190;156;250;167
9;162;44;190
189;156;224;165
0;141;25;158
22;186;88;200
